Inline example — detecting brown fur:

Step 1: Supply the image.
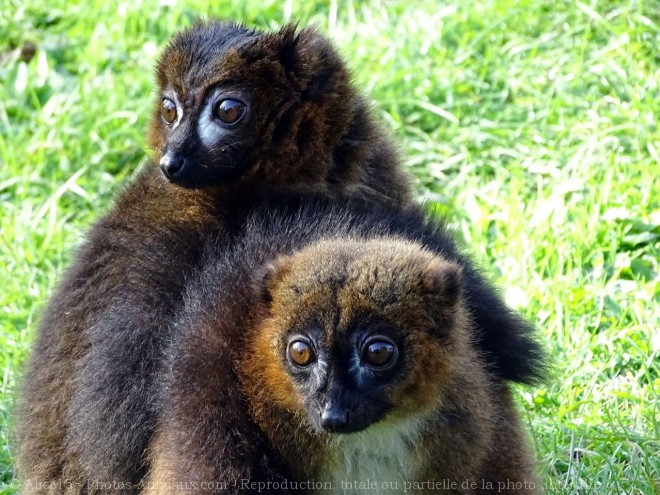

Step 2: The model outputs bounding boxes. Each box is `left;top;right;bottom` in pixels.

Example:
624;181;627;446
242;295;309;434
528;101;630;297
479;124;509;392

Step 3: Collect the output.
147;238;542;494
16;21;409;494
16;174;218;494
148;21;410;202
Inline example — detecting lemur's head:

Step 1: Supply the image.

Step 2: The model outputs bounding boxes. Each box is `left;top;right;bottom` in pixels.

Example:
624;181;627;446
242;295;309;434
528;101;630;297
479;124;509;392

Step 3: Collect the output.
149;21;355;188
245;238;466;434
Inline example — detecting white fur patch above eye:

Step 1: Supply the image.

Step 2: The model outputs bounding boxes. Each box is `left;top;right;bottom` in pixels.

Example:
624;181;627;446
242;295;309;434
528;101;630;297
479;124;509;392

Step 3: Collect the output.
318;416;423;494
197;90;230;149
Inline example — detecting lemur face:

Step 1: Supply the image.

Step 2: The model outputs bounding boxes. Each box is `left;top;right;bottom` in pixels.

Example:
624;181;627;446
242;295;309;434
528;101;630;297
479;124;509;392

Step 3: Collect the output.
148;21;354;188
282;318;408;434
251;239;463;435
156;79;253;184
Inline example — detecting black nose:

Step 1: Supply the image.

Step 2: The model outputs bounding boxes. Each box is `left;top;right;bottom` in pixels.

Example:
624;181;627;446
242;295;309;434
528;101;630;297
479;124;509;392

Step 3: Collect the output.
320;404;350;433
159;153;187;180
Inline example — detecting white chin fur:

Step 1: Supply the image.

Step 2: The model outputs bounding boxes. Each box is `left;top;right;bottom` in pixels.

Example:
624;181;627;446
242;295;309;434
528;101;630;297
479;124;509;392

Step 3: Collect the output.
318;416;423;494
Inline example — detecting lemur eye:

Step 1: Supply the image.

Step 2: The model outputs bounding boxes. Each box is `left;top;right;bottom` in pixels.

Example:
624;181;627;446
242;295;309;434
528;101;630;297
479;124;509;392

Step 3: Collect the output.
161;98;177;125
362;338;397;368
288;340;315;367
213;98;246;125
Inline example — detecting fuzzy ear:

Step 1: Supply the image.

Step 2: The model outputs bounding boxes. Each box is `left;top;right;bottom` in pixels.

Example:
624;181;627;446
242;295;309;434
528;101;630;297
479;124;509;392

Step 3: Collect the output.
421;260;463;328
275;23;302;73
276;24;345;99
255;256;292;304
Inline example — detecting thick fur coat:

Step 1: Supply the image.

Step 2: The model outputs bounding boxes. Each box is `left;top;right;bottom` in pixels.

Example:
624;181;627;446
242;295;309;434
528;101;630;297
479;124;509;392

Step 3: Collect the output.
17;21;408;493
145;195;543;494
17;21;542;493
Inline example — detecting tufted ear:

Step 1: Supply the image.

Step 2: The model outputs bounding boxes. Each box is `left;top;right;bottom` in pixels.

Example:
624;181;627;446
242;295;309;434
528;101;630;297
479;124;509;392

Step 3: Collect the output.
255;256;292;304
421;259;463;331
422;260;462;306
275;24;346;99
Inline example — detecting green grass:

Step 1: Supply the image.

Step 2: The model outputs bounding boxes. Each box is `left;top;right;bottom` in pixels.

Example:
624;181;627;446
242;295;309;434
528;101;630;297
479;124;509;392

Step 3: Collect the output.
1;0;658;493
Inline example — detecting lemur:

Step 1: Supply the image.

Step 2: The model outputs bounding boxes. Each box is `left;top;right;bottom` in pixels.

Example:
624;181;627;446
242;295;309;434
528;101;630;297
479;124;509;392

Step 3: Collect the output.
145;194;543;494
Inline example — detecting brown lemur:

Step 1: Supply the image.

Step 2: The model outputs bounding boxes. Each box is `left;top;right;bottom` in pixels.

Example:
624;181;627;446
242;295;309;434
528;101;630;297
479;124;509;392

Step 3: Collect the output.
17;21;409;493
17;21;543;493
146;197;543;494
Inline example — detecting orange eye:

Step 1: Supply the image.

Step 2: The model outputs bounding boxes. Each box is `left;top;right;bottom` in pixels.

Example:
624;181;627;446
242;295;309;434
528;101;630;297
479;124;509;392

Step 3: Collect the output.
362;339;397;368
213;98;246;125
288;340;315;367
161;98;177;125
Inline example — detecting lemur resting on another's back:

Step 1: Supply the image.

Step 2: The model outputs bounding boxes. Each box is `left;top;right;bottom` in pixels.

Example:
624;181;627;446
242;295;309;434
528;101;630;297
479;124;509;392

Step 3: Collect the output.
146;195;543;494
18;21;542;493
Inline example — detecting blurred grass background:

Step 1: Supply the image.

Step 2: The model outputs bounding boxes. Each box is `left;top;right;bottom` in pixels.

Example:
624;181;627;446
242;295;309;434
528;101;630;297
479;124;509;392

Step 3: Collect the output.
1;0;658;493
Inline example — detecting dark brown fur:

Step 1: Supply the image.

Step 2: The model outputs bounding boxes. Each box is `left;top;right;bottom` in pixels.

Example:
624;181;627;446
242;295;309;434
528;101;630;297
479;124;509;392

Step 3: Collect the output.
148;22;409;202
146;237;542;494
16;21;409;494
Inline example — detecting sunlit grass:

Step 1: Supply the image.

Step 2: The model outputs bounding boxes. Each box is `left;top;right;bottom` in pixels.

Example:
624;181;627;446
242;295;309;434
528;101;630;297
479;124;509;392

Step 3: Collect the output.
1;1;658;493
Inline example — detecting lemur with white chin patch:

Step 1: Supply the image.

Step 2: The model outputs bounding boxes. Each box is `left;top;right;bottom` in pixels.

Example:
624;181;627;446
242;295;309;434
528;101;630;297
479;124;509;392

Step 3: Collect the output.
18;21;543;493
146;196;544;495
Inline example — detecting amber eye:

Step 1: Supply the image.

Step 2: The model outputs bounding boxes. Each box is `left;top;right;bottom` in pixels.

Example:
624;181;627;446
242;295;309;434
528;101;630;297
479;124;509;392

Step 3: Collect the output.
362;339;397;368
288;340;315;367
161;98;177;125
213;98;246;125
